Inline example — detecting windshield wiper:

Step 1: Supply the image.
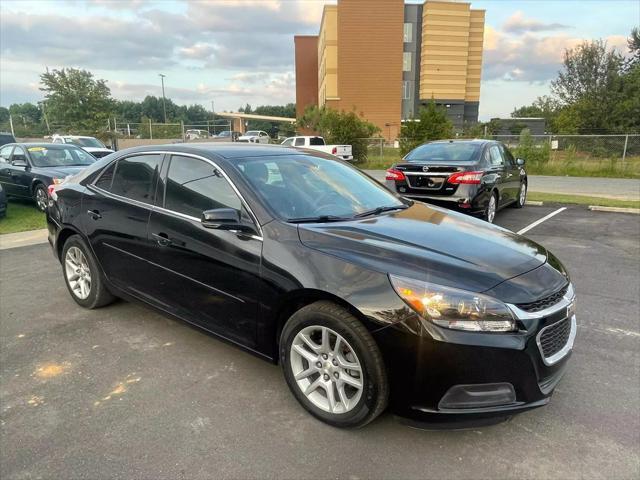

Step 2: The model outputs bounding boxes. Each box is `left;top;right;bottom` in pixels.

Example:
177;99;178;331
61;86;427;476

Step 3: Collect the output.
287;215;350;224
354;204;409;218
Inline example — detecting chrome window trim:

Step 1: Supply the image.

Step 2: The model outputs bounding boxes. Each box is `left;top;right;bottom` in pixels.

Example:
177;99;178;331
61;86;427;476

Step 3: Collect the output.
89;150;263;241
402;171;454;177
507;283;575;320
536;314;577;366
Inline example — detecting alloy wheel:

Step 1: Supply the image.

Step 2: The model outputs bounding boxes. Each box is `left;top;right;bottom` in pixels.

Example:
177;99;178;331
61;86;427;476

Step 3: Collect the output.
35;187;47;211
289;325;364;414
519;183;527;206
65;246;92;300
487;195;497;223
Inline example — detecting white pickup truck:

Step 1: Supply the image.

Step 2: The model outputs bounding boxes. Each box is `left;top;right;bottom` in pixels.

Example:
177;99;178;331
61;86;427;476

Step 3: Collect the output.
281;136;353;161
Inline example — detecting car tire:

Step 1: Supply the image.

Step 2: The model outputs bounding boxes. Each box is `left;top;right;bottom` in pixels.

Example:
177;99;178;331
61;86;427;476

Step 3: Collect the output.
280;301;388;428
511;182;526;209
61;234;115;309
33;183;48;212
483;191;498;223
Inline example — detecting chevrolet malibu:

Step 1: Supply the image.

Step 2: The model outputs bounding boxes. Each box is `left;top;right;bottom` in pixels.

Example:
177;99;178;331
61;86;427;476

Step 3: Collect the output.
46;144;576;428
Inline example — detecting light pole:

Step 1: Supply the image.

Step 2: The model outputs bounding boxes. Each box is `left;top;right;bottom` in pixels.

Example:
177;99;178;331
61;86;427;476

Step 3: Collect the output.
158;73;167;123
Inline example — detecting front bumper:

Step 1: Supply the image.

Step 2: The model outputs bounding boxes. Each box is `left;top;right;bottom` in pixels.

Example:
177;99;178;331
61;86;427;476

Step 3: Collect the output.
373;285;576;426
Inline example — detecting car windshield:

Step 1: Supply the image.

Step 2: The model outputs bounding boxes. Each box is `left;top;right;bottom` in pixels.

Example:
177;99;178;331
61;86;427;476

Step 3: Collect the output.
218;131;230;136
64;137;106;148
234;154;406;221
405;142;481;162
27;145;96;167
245;131;260;136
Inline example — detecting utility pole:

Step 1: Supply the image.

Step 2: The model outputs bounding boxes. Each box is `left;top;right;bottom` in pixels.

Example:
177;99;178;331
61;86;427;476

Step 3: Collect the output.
158;73;167;123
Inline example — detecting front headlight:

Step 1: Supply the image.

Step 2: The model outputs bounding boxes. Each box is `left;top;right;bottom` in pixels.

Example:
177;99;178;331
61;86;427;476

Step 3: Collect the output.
52;177;64;184
389;275;517;332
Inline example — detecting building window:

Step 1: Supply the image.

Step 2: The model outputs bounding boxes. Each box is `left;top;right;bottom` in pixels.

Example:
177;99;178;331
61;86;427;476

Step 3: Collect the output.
402;81;413;100
403;52;412;72
403;23;413;43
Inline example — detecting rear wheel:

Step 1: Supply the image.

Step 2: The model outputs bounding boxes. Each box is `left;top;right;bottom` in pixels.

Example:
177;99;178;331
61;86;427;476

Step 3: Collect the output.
280;301;388;428
483;191;498;223
62;235;115;309
511;182;526;208
33;184;48;212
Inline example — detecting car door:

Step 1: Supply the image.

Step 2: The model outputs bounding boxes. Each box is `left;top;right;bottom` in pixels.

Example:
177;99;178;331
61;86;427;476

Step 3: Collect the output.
82;153;163;295
144;153;262;347
0;145;15;192
499;143;521;202
259;132;269;144
486;144;510;205
4;146;33;198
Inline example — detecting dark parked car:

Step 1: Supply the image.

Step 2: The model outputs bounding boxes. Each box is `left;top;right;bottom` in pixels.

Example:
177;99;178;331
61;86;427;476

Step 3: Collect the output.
46;144;575;428
0;183;7;218
385;139;527;223
0;143;97;211
0;132;16;147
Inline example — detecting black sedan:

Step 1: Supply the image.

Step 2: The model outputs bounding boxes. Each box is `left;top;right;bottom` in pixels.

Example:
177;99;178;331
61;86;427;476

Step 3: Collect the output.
46;144;575;428
0;143;97;211
385;139;527;223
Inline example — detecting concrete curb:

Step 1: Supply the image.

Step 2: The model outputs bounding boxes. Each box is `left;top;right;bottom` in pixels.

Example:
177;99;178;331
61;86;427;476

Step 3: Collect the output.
0;229;49;250
525;201;544;206
588;206;640;214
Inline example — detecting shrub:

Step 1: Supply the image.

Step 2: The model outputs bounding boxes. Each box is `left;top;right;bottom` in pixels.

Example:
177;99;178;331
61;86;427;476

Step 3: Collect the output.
297;106;380;161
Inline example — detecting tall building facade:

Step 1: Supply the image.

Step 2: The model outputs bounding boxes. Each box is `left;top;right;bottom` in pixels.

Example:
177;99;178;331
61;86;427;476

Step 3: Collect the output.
294;0;485;140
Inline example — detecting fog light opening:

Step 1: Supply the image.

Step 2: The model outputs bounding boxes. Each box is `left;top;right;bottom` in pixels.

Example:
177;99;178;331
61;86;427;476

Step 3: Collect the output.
438;383;516;410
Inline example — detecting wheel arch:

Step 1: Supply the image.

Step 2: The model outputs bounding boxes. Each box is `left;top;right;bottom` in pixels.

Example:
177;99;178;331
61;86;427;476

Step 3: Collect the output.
30;178;47;196
272;288;379;363
56;226;83;261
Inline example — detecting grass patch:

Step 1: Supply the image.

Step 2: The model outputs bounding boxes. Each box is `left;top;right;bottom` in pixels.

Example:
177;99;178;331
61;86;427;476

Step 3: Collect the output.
0;201;46;235
527;192;640;209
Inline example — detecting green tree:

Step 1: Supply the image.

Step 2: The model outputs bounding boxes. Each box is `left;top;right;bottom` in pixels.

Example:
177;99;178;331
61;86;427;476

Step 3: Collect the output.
0;107;9;123
399;101;454;155
298;106;380;161
40;68;113;132
8;103;42;125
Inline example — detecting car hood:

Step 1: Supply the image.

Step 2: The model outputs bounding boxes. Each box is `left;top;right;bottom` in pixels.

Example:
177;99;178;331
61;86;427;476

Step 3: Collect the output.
81;147;114;154
37;165;90;177
298;202;548;294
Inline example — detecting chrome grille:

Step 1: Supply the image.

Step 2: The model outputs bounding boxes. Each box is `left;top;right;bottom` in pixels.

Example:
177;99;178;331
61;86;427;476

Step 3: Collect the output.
539;317;572;358
516;285;569;312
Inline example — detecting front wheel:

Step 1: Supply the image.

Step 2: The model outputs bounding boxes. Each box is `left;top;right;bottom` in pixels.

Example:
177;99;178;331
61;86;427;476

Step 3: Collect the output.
280;301;388;428
511;182;526;208
34;184;48;212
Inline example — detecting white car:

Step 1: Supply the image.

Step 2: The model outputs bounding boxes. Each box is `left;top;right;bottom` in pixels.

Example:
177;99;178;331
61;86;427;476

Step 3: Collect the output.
185;129;210;140
51;135;114;158
281;136;353;161
237;130;270;144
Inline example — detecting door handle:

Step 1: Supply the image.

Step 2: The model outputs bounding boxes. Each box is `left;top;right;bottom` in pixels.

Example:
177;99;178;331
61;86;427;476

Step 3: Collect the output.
87;209;102;220
152;232;172;247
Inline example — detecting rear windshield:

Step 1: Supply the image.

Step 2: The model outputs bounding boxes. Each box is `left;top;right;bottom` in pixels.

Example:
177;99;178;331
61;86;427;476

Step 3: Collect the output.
405;143;481;162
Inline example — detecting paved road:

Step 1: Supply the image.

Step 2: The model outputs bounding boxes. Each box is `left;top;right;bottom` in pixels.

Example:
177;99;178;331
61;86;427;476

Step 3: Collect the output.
1;207;639;479
364;170;640;201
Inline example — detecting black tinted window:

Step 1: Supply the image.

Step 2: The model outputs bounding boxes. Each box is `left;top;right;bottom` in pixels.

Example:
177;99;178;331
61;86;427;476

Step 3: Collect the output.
110;154;161;203
164;155;241;218
309;137;325;146
405;142;481;162
95;162;116;190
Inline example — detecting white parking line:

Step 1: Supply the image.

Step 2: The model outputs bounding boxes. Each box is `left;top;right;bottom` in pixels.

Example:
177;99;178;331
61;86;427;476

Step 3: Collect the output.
517;207;567;235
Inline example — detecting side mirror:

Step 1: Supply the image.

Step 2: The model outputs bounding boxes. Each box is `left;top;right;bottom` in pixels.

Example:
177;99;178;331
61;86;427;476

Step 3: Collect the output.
516;158;525;166
201;208;242;230
12;158;28;167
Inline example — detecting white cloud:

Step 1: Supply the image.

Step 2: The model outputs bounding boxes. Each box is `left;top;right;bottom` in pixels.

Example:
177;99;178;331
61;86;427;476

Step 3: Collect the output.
503;11;572;34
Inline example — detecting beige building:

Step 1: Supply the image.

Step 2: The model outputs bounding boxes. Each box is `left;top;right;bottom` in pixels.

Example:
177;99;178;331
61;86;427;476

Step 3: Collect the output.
295;0;485;139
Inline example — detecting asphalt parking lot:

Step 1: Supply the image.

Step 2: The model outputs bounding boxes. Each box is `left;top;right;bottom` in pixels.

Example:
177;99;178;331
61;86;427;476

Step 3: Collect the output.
1;205;639;479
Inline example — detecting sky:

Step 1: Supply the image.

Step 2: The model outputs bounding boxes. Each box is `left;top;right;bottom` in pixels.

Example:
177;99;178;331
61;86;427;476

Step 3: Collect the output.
0;0;637;121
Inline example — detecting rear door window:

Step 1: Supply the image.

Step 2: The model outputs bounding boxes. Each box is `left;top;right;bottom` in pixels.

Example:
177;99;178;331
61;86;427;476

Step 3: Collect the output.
488;145;504;166
109;154;162;204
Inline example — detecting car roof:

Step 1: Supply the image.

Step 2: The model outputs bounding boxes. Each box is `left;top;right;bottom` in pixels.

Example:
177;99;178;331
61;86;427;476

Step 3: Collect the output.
11;142;83;148
428;139;496;145
117;142;309;160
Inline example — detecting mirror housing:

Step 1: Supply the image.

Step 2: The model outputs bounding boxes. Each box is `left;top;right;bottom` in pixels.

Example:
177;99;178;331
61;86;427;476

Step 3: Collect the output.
12;158;28;167
516;158;525;166
201;208;242;230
